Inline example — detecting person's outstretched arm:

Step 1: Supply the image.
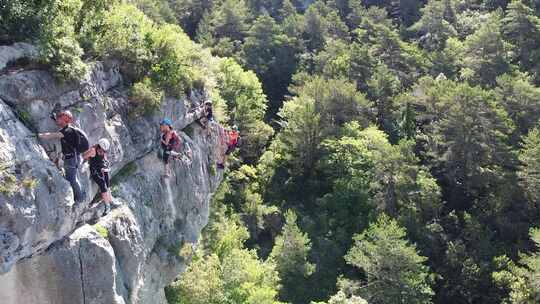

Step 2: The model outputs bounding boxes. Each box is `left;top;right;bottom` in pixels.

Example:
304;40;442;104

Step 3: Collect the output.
38;132;64;140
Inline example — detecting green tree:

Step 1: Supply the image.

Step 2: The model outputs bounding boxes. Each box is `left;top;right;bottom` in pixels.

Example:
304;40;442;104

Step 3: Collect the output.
240;14;301;113
275;77;370;181
312;290;368;304
211;0;250;41
518;126;540;210
494;73;540;142
292;77;371;137
37;0;94;82
366;63;401;139
168;254;225;304
194;0;250;57
304;5;326;51
167;212;283;304
216;58;274;163
76;0;120;52
129;0;176;24
169;0;214;37
410;0;458;51
94;3;154;82
502;0;540;82
147;23;207;96
353;7;428;88
0;0;47;42
270;210;315;303
277;0;298;21
215;0;250;40
344;214;434;304
276;95;323;177
493;227;540;303
461;11;513;87
322;124;441;224
410;77;515;208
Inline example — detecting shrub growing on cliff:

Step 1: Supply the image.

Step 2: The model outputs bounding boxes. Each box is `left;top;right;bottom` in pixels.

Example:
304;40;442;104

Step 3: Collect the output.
94;4;207;95
0;165;18;196
39;0;88;82
148;24;207;97
94;3;154;82
0;0;45;42
129;78;163;116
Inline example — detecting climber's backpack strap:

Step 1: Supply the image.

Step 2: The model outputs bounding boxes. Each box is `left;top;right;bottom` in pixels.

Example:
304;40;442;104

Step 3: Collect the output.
169;131;182;152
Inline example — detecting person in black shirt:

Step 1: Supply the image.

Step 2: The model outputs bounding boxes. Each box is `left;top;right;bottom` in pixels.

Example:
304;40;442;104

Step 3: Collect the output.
204;100;213;122
84;138;113;213
38;111;85;203
198;100;214;137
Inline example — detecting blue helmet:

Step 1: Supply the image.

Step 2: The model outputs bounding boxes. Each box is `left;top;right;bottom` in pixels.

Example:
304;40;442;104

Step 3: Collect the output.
160;118;172;126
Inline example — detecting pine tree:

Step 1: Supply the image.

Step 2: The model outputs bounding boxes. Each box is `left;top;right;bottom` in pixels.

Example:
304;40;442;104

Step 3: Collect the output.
410;0;458;51
518;125;540;210
493;227;540;303
270;210;315;303
494;73;540;142
344;214;434;304
461;11;513;87
412;79;515;208
502;0;540;83
366;63;401;138
241;13;300;114
304;6;326;51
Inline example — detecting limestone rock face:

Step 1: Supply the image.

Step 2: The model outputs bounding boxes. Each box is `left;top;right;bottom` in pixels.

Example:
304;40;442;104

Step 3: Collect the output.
0;46;224;304
0;42;38;71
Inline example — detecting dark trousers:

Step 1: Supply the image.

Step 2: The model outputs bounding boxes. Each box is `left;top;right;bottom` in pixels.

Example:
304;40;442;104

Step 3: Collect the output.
64;155;84;202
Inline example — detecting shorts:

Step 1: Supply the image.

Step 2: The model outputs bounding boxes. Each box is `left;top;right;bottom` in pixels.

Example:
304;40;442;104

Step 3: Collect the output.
161;148;172;164
225;145;235;155
91;171;110;194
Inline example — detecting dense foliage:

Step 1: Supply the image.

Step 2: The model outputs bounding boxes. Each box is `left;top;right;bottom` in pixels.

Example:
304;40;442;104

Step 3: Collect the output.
3;0;540;303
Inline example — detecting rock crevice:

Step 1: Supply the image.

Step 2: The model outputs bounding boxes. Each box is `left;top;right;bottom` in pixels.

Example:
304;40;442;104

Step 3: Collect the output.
78;241;86;304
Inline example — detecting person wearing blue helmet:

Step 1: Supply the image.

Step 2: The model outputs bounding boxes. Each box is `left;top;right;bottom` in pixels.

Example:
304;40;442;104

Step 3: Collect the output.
159;118;182;177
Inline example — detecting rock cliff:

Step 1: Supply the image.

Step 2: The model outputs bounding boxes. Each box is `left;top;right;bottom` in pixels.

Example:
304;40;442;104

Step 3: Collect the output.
0;43;223;304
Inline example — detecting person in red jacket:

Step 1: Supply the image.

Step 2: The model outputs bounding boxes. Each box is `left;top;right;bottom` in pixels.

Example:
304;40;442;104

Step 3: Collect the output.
217;125;240;169
159;118;182;177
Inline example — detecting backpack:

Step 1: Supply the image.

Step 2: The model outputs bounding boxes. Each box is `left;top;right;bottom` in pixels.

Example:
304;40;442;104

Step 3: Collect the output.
72;127;90;153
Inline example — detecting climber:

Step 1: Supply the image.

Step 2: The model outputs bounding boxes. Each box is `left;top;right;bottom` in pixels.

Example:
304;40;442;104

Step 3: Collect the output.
203;100;214;122
38;110;88;203
217;125;241;169
83;138;113;214
159;118;183;177
197;100;214;137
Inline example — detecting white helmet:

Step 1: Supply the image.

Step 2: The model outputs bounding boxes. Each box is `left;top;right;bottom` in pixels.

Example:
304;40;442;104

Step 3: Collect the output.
98;138;110;151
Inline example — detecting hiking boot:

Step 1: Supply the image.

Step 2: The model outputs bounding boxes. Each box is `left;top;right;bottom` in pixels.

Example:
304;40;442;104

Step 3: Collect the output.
111;199;122;208
103;203;111;215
